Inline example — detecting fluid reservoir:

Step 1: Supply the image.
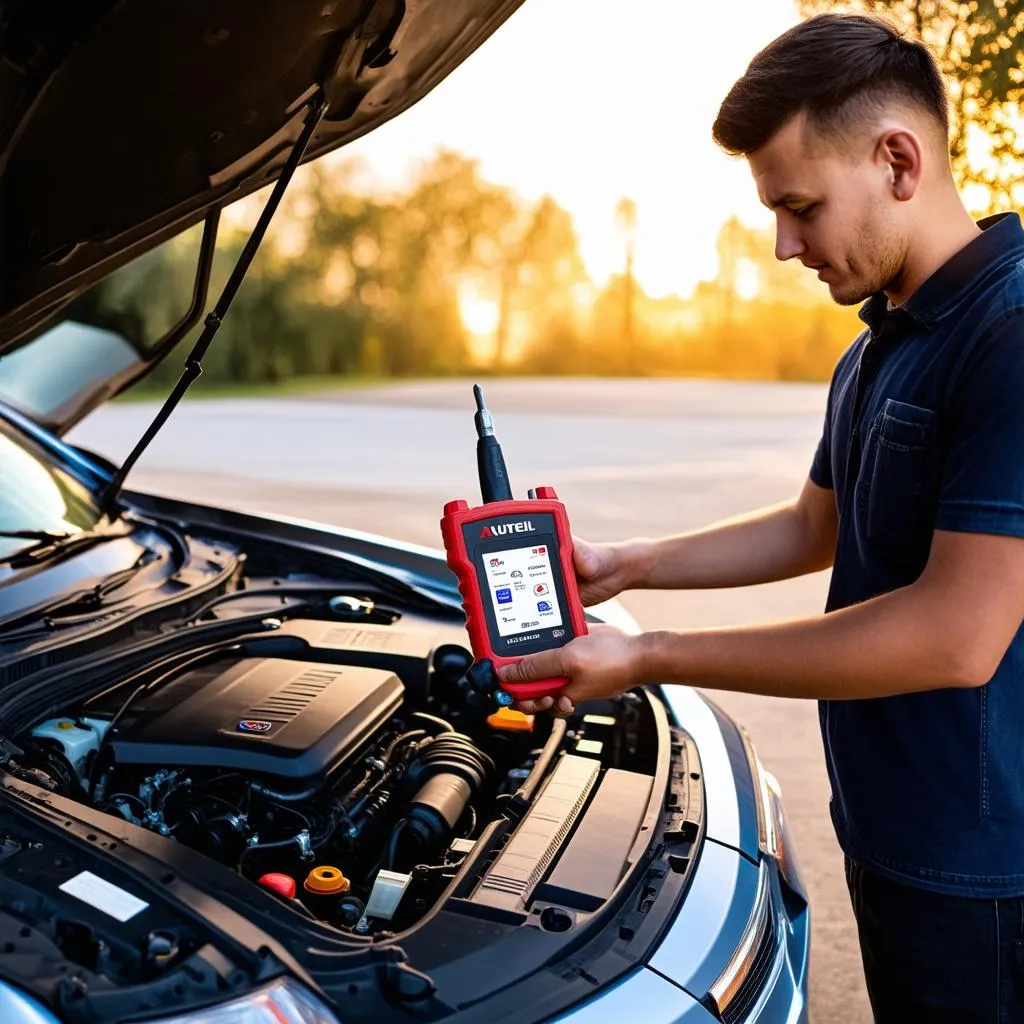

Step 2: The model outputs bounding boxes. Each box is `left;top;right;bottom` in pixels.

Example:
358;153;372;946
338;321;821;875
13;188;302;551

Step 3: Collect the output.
31;718;109;778
302;865;351;920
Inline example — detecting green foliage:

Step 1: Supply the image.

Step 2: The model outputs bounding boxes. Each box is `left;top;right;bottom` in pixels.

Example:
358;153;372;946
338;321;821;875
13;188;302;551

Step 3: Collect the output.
799;0;1024;212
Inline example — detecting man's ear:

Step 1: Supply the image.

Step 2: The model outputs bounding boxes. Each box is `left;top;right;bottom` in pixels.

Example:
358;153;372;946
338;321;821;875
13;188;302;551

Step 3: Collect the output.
877;127;924;202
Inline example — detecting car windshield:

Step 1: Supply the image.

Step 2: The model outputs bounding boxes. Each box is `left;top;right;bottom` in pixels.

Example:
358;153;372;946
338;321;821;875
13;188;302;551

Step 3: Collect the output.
0;421;103;561
0;221;207;431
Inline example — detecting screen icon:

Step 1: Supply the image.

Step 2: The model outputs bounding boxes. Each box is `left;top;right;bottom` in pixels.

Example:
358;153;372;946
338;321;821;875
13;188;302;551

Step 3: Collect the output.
533;583;549;597
495;587;513;604
511;570;523;578
537;600;552;612
489;557;503;568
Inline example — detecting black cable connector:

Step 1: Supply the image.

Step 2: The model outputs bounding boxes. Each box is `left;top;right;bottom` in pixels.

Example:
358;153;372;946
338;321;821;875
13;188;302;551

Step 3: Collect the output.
473;385;513;504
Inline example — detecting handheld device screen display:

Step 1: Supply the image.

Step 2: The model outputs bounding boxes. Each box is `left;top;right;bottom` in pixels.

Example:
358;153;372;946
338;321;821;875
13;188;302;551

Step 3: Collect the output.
482;543;563;637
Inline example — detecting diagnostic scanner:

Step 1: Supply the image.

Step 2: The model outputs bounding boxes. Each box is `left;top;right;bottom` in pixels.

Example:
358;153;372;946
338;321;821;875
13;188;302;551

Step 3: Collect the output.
441;386;588;705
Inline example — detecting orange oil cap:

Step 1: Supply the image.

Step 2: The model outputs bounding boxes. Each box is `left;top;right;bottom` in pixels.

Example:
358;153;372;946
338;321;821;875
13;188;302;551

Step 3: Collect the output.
486;707;535;732
304;865;350;895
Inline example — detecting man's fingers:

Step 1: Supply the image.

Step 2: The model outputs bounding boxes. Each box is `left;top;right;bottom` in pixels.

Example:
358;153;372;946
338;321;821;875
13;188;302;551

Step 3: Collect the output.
497;649;565;684
572;536;599;580
512;693;572;716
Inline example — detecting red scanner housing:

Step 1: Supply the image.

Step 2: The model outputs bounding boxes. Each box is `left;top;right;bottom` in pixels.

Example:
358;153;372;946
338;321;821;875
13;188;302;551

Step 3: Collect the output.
441;487;588;702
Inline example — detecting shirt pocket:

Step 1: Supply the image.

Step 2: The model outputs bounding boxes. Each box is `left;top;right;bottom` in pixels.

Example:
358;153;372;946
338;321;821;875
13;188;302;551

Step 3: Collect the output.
857;400;939;553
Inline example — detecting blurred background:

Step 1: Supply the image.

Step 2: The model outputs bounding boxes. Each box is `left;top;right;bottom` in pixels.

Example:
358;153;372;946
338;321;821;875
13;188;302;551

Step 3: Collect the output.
69;0;1023;392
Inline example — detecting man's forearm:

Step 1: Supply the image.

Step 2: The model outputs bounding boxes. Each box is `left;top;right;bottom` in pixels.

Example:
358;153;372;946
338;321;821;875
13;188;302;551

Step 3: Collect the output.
630;498;833;591
637;579;983;700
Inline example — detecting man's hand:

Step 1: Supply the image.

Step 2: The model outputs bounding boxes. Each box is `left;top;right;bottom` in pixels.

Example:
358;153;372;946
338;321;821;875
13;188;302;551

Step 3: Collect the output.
573;537;640;606
496;624;647;714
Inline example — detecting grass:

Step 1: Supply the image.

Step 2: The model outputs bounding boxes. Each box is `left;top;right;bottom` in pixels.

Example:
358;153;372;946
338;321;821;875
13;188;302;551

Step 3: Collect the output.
113;374;395;402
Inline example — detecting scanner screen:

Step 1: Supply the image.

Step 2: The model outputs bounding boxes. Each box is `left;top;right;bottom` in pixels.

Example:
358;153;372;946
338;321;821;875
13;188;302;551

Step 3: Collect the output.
482;543;564;637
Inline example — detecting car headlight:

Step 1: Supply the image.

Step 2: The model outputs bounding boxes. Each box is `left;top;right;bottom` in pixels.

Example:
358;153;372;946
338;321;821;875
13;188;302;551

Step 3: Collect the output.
739;727;806;902
709;860;773;1018
150;978;340;1024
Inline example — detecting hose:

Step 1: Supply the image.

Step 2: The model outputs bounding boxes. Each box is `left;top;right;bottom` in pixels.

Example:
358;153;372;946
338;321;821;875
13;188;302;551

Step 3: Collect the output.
412;712;454;734
382;729;427;763
250;780;322;803
385;819;407;870
506;718;567;815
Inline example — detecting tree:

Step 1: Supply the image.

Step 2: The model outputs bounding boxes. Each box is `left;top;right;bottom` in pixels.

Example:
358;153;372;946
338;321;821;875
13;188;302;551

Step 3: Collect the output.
497;195;590;371
799;0;1024;212
310;151;532;376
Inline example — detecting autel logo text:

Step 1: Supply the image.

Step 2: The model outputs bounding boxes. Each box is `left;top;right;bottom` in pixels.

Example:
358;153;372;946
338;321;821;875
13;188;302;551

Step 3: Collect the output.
480;521;535;538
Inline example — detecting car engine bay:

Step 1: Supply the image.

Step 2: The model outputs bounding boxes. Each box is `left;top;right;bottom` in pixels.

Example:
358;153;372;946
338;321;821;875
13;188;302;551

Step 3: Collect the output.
0;510;709;1024
3;581;663;940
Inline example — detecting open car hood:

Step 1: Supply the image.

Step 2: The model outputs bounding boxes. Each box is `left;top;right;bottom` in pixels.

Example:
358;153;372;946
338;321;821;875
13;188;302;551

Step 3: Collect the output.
0;0;523;357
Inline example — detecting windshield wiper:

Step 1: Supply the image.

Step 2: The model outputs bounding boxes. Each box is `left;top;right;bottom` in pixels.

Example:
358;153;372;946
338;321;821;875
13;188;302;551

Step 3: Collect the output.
0;529;74;543
0;522;128;568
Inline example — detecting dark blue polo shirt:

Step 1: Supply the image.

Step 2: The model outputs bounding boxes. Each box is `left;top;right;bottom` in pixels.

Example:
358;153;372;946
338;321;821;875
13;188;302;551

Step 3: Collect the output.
810;212;1024;896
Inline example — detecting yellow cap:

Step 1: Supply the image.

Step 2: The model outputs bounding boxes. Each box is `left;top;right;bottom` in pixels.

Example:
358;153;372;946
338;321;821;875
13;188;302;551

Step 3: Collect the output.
486;707;535;733
304;865;350;895
57;720;75;730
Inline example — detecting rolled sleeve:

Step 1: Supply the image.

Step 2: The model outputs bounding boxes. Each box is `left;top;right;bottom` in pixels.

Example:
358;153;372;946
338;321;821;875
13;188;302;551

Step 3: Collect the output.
810;432;833;490
936;312;1024;537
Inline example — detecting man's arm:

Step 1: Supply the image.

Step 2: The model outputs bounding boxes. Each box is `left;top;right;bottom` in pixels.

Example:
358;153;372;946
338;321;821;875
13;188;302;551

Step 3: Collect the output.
628;476;837;590
644;528;1024;699
500;528;1024;707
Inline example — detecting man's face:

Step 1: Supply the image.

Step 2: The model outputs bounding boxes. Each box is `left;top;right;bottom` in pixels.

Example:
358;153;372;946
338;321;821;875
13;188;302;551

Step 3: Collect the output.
749;112;908;306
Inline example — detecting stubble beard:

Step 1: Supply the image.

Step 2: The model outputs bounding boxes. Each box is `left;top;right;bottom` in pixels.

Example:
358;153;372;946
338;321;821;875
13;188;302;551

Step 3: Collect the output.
827;244;906;307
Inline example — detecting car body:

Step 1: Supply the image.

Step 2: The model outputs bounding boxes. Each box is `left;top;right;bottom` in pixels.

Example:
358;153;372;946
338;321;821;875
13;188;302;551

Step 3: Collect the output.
0;4;810;1022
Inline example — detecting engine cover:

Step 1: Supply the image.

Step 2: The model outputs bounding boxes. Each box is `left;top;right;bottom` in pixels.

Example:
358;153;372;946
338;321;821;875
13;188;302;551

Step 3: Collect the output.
96;656;403;781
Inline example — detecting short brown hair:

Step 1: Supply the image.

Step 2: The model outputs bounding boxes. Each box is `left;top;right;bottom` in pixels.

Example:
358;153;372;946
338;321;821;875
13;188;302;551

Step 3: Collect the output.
712;13;949;156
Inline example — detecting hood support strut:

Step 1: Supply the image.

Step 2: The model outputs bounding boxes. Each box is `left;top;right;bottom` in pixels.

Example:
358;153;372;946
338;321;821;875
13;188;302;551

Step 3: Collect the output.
100;93;328;515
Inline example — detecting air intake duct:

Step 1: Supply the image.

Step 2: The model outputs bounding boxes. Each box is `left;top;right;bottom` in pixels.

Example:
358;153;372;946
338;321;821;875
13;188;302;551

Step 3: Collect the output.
402;734;493;856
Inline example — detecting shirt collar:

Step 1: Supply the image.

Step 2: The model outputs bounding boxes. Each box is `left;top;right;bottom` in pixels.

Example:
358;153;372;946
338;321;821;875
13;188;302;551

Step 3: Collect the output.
858;212;1024;336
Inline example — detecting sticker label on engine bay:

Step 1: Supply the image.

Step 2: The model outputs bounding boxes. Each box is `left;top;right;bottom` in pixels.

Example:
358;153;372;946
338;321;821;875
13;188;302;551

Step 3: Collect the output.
59;871;149;922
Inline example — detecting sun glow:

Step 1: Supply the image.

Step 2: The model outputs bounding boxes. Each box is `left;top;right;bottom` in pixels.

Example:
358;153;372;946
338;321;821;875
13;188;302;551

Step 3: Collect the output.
735;259;760;301
458;285;500;336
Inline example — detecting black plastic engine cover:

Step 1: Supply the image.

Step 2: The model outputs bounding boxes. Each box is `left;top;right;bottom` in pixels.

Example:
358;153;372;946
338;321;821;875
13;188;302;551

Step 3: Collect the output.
95;657;403;780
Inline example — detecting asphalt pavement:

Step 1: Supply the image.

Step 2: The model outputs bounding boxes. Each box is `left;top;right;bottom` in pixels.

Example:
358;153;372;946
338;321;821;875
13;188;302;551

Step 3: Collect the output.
70;378;872;1024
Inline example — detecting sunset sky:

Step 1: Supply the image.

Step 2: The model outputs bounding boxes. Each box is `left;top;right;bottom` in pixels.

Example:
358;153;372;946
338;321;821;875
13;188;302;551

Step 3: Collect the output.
336;0;803;300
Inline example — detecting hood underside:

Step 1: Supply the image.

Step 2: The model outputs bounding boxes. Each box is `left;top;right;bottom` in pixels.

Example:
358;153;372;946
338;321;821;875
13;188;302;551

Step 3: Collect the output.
0;0;524;351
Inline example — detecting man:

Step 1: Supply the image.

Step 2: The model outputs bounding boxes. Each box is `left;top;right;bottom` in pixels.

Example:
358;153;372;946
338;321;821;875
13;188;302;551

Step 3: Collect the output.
498;12;1024;1022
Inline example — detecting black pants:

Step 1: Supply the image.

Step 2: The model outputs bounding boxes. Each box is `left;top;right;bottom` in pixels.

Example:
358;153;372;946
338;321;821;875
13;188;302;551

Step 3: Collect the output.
845;857;1024;1022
